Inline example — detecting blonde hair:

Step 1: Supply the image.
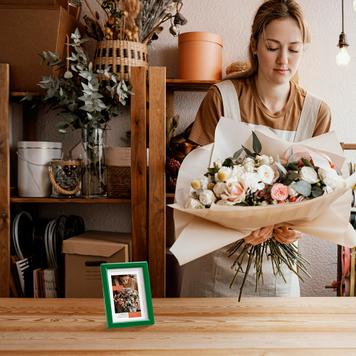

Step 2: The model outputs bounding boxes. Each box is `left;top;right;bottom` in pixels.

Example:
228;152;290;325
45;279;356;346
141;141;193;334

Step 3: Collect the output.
228;0;309;79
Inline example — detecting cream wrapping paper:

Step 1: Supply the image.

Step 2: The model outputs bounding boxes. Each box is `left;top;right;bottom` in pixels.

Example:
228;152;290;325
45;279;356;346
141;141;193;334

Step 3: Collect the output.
170;117;356;266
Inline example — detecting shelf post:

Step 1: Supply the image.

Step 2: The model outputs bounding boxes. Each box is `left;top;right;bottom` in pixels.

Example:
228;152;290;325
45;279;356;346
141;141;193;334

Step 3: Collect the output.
130;67;148;262
148;67;166;297
0;63;10;297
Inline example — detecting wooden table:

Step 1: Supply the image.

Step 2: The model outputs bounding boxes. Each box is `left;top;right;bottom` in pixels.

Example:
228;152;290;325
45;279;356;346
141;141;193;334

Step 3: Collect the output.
1;298;356;354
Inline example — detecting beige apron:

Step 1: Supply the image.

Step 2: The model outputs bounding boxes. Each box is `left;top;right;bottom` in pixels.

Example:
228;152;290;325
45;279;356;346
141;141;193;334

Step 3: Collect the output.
180;80;322;297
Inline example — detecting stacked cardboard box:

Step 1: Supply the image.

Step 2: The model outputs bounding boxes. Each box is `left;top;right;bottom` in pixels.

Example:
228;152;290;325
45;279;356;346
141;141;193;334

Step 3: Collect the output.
62;231;131;298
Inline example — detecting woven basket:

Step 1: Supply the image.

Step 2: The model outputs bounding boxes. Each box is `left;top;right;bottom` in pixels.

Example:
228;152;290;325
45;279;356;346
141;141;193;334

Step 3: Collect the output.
107;166;131;198
94;40;148;81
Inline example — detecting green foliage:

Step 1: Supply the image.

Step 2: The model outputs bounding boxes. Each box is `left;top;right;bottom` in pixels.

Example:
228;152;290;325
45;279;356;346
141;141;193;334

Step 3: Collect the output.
34;29;131;133
222;158;234;167
280;171;299;186
311;185;324;198
252;132;262;154
291;181;312;197
286;162;299;171
205;166;219;177
232;148;244;161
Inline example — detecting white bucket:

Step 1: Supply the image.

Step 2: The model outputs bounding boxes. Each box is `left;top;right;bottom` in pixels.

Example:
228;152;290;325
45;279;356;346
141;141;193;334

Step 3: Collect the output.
17;141;62;197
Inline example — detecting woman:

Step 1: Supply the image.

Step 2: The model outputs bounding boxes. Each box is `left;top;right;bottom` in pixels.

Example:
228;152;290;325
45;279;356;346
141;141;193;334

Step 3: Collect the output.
181;0;331;297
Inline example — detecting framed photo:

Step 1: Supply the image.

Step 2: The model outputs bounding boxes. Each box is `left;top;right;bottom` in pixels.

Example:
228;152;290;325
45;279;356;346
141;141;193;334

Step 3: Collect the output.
100;261;155;328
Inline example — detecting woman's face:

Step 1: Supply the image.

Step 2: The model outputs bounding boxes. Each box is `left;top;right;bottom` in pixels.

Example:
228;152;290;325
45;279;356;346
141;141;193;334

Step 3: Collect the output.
255;17;304;85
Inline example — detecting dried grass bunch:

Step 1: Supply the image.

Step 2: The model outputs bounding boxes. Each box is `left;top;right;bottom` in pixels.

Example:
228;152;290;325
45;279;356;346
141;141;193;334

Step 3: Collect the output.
79;0;187;44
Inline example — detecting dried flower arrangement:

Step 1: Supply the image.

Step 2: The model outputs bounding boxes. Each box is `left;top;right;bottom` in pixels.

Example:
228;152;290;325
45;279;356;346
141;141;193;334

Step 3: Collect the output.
75;0;187;44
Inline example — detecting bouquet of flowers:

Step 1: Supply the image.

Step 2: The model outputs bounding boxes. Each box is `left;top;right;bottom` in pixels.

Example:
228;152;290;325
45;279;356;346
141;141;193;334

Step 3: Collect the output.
114;288;140;313
170;117;356;300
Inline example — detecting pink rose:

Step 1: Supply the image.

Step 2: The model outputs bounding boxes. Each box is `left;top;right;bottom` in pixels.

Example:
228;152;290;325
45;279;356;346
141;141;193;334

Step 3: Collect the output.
221;181;246;204
271;183;288;201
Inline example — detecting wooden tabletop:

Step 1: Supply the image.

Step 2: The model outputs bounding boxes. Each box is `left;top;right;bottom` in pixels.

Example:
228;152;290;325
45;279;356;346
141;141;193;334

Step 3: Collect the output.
1;297;356;355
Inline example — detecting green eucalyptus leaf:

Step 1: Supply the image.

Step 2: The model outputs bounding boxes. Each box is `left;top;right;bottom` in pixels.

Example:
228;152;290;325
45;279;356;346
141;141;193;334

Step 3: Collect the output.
311;185;324;198
241;145;255;158
287;171;299;181
252;131;262;154
291;181;312;197
233;148;244;160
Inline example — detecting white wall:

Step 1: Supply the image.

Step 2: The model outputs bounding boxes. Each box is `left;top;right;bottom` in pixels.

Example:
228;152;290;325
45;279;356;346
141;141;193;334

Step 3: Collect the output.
150;0;356;140
147;0;356;296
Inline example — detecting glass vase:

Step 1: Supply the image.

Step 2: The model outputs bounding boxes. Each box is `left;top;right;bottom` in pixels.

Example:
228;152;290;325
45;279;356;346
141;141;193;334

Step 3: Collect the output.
81;128;107;198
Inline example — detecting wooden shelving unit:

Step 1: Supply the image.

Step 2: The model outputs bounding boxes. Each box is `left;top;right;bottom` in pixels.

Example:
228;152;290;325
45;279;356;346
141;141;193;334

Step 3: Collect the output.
0;63;152;297
0;63;216;298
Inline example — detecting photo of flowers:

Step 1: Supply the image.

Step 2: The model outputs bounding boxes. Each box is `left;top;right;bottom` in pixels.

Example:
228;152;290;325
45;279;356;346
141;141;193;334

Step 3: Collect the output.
101;261;154;328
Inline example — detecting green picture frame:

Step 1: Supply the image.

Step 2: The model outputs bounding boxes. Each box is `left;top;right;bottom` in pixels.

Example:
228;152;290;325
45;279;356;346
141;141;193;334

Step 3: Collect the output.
100;261;155;328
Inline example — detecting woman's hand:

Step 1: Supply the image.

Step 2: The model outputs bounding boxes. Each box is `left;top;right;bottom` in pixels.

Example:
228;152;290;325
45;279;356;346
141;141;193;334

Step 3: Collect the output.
273;225;302;244
244;225;274;246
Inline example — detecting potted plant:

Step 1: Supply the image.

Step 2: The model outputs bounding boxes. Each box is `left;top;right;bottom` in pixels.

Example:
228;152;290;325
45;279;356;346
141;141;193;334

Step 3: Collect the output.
35;28;131;198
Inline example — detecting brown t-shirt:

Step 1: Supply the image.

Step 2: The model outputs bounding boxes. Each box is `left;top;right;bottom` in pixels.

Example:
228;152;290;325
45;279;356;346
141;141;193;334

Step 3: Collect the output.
189;77;331;146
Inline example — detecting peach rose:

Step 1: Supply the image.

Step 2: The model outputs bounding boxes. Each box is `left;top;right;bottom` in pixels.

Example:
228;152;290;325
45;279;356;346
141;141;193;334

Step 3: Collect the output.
271;183;288;201
221;181;246;204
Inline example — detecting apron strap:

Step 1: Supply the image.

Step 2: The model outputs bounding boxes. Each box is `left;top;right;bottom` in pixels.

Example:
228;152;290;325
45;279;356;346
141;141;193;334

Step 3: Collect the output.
294;93;321;142
214;80;241;121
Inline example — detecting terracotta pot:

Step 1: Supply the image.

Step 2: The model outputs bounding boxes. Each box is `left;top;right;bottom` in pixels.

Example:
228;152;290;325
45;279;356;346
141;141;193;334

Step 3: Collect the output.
178;32;223;80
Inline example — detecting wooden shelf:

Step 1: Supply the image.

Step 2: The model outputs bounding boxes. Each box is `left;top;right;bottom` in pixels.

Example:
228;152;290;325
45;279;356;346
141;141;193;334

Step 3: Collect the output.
166;78;219;91
10;197;130;204
10;91;43;98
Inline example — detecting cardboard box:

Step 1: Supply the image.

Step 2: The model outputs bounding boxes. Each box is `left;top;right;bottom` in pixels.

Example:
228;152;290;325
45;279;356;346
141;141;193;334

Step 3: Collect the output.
0;4;78;91
62;231;131;298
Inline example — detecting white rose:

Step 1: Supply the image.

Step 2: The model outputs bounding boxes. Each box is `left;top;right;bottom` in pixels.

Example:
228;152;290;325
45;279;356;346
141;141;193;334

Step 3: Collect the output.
257;164;274;184
225;166;244;185
185;197;204;209
215;166;232;182
257;154;273;166
243;157;255;173
319;168;345;190
299;166;319;184
231;165;245;179
213;182;227;198
241;172;265;193
198;189;216;206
